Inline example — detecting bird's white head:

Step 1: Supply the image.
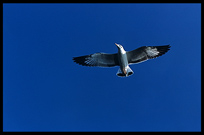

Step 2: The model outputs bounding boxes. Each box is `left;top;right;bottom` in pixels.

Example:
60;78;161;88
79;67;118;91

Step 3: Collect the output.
115;43;123;49
115;43;126;54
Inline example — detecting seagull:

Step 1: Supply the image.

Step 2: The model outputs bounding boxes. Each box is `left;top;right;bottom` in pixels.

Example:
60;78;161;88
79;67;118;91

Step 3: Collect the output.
73;43;171;77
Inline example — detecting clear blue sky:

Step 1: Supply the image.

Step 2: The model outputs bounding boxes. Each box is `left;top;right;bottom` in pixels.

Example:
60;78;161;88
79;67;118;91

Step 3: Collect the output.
3;3;201;131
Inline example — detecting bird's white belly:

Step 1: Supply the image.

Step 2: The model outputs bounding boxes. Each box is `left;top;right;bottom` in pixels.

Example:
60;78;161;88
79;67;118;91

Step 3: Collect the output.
118;52;128;72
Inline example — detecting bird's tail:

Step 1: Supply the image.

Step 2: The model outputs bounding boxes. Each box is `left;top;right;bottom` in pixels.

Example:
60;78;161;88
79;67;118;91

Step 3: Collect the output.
116;66;134;77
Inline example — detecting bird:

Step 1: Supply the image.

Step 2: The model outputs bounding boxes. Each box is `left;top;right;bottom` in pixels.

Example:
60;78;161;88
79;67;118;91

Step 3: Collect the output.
73;43;171;77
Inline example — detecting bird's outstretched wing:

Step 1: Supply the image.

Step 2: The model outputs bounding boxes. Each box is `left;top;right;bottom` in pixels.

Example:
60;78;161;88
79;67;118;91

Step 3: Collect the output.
73;53;119;67
127;45;171;64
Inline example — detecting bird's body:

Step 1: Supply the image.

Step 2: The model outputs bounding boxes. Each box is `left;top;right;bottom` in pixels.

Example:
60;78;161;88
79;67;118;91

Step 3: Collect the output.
73;43;170;77
115;43;133;77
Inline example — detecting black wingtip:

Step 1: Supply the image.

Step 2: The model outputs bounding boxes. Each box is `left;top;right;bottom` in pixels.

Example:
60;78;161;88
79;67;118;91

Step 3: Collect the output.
147;45;171;59
166;44;171;49
72;55;94;67
72;56;86;66
156;45;171;57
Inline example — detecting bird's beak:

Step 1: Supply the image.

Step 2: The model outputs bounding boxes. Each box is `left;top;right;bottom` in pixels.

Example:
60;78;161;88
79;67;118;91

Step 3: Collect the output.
115;43;119;47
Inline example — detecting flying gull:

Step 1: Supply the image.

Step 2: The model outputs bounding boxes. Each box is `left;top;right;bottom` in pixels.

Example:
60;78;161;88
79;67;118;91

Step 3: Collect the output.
73;43;171;77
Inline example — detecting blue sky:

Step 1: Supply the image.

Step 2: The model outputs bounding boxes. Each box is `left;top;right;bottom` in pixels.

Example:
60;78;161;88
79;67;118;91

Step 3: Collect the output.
3;3;201;131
